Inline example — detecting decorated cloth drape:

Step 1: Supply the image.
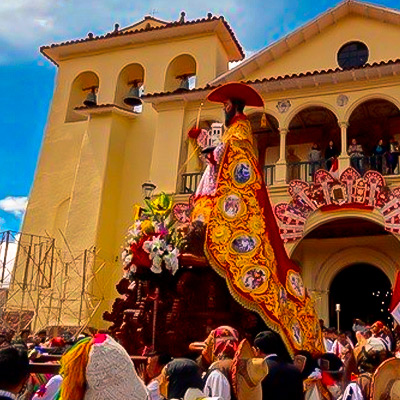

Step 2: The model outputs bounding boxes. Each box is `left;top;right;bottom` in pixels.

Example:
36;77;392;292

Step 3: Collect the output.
202;117;324;356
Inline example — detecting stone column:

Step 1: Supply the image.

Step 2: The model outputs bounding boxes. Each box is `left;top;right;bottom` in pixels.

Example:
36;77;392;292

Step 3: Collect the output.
338;121;350;170
275;128;288;184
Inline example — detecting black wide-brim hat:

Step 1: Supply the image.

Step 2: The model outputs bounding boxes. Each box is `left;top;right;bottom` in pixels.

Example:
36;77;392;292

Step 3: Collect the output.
207;82;264;107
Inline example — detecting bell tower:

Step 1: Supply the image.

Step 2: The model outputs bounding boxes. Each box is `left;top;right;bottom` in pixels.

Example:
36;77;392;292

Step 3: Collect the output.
10;13;244;329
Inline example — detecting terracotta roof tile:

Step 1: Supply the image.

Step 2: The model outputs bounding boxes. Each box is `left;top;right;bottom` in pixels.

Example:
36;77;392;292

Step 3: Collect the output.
40;16;244;59
74;103;139;114
143;58;400;99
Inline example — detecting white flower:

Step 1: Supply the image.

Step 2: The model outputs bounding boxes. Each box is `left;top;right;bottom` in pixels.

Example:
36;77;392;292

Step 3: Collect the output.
123;254;132;267
143;236;166;273
150;256;163;274
164;248;180;275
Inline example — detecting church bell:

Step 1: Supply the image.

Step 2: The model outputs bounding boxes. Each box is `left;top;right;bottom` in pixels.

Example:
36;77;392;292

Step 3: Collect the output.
83;88;97;107
178;74;190;90
124;81;142;107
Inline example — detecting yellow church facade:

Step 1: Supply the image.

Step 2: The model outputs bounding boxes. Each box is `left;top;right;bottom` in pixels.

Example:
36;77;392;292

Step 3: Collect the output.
11;0;400;330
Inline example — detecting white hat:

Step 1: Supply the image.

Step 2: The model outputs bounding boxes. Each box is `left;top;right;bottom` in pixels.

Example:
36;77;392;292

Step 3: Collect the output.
84;336;148;400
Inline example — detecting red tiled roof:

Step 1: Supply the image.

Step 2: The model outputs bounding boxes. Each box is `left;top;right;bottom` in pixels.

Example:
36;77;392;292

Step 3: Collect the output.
74;103;133;111
40;15;244;59
74;103;140;116
143;58;400;99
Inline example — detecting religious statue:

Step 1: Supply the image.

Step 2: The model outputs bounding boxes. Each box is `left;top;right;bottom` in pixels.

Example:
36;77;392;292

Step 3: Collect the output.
191;82;324;356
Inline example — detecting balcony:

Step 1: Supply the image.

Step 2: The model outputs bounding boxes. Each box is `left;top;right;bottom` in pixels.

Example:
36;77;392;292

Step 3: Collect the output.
288;156;400;183
180;164;276;194
179;155;400;195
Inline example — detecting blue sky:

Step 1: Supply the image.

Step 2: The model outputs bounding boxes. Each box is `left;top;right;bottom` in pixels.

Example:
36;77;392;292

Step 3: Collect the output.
0;0;399;231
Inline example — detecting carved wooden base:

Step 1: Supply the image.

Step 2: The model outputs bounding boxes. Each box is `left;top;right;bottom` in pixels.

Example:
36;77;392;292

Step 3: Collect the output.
103;265;266;356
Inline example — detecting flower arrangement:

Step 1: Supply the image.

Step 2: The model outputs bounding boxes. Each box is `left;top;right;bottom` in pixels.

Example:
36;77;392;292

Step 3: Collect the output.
122;193;185;277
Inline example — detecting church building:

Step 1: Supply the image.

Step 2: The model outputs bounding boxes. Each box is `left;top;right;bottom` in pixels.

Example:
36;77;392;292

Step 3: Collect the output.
8;0;400;334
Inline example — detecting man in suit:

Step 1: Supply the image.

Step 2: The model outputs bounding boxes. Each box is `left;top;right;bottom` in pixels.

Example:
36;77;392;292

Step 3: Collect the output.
254;331;304;400
0;346;29;400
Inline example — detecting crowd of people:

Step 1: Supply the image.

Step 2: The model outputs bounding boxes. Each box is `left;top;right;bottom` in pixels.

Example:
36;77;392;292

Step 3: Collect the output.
299;137;400;178
0;317;400;400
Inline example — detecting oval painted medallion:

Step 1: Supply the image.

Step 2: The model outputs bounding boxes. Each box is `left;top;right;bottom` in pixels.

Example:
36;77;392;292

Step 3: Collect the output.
232;235;257;254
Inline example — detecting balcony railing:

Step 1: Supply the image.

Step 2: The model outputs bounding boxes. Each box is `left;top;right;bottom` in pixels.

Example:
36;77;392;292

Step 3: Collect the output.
264;165;275;186
181;172;203;194
180;164;276;194
288;155;400;183
287;160;329;183
348;155;400;176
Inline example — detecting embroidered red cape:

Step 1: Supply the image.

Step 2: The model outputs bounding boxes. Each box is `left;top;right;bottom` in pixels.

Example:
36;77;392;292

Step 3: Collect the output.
204;118;324;355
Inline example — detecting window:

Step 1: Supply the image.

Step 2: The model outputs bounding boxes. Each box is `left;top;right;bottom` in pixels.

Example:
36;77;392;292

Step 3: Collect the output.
337;41;369;69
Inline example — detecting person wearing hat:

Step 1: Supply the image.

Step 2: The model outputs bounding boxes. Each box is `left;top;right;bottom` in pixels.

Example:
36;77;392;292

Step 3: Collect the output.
317;353;346;400
371;321;393;352
54;334;147;400
190;83;262;224
189;326;240;400
230;339;269;400
371;357;400;400
197;82;323;356
253;331;303;400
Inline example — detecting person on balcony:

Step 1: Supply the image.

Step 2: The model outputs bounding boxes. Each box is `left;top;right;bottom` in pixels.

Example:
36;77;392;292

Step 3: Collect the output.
308;143;322;179
372;139;386;174
324;140;339;171
287;147;301;181
348;138;364;174
387;137;400;175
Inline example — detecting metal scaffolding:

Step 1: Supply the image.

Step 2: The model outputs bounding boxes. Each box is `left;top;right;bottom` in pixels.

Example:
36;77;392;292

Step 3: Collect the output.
0;231;107;333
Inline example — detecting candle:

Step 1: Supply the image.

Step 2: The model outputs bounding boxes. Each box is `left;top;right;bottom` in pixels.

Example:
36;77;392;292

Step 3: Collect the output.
196;102;204;129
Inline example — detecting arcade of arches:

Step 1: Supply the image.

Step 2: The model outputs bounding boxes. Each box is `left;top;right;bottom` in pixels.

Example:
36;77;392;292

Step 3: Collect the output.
248;98;400;183
181;97;400;188
290;216;400;330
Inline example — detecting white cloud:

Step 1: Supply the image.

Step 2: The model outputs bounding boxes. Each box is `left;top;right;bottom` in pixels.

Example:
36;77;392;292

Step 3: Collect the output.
0;196;28;216
0;0;244;63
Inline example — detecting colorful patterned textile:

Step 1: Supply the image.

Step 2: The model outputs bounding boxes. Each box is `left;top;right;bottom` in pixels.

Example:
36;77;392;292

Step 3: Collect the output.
55;334;147;400
202;326;240;364
203;117;324;356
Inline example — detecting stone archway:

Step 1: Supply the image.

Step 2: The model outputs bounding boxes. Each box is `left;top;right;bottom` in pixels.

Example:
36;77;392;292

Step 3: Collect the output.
290;217;400;324
329;263;392;331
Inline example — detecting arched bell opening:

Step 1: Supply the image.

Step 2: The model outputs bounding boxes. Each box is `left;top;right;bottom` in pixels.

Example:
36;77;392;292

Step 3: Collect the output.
65;71;100;122
114;63;145;113
347;99;400;175
164;54;197;93
286;106;340;182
